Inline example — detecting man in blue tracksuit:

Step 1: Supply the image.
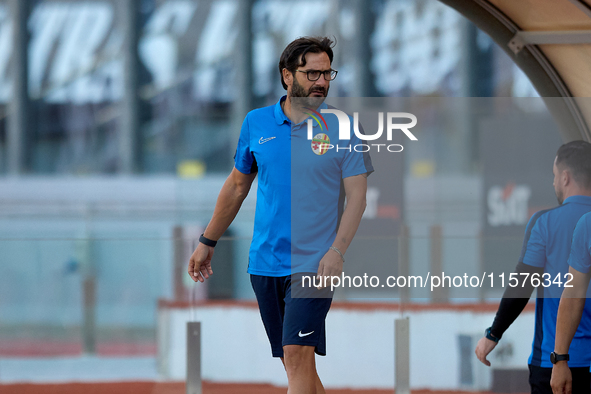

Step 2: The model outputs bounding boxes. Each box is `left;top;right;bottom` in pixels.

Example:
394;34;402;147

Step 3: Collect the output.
188;37;373;393
475;141;591;393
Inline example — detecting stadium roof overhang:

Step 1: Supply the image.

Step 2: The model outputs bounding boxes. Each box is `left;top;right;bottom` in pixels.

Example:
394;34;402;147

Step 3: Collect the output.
439;0;591;142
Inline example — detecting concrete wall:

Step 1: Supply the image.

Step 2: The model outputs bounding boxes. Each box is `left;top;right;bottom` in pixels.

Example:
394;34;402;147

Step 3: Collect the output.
0;175;492;327
158;301;535;391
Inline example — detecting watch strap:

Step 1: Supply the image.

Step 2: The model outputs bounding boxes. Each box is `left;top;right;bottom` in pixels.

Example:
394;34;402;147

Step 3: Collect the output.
199;234;217;248
485;327;500;343
551;352;569;364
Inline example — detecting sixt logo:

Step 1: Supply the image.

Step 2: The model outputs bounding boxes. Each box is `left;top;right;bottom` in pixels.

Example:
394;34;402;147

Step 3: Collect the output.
306;109;417;153
487;183;531;226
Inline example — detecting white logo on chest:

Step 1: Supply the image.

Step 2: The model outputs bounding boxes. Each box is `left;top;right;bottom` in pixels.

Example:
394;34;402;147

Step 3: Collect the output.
259;137;276;145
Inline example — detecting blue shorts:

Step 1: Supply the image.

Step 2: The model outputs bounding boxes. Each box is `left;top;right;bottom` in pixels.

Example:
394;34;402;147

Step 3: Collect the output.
250;273;333;358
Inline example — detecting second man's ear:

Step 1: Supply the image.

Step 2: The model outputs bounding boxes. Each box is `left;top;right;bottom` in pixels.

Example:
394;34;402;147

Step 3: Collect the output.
562;170;571;186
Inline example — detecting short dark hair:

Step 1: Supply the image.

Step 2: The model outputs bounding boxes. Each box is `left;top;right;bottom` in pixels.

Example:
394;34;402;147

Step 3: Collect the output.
556;140;591;189
278;36;335;90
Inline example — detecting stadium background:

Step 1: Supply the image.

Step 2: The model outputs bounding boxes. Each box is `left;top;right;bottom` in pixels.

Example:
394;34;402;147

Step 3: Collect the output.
0;0;588;392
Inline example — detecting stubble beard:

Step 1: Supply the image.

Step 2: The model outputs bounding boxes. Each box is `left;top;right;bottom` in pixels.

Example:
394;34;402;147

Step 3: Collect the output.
289;75;328;111
555;188;564;205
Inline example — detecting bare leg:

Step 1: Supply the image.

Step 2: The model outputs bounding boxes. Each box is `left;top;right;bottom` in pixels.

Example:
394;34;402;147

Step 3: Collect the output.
281;352;325;393
314;368;326;394
283;345;317;394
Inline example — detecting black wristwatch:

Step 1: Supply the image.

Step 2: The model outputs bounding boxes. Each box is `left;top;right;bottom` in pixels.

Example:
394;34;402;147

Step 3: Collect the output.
485;327;500;343
550;352;569;364
199;234;217;248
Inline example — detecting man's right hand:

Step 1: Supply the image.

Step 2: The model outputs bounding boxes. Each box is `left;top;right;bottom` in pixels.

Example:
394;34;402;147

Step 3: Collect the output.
475;337;497;366
551;362;572;394
188;242;214;283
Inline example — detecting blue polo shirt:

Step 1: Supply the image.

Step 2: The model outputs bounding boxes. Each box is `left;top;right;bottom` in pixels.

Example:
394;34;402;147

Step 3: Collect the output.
567;211;591;373
568;212;591;274
234;97;373;276
521;195;591;368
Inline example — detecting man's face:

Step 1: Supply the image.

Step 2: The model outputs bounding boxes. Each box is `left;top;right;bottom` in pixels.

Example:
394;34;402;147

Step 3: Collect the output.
553;157;565;205
287;51;331;108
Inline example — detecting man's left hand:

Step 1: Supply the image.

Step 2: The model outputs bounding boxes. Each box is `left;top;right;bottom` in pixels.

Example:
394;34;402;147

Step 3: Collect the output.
316;249;343;289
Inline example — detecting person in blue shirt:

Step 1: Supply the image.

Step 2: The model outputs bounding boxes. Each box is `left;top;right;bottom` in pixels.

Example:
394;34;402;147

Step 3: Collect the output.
551;211;591;394
475;141;591;394
188;37;373;394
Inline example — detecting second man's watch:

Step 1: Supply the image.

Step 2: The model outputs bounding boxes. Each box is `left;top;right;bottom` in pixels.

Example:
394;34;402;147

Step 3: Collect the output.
485;327;500;343
550;352;569;364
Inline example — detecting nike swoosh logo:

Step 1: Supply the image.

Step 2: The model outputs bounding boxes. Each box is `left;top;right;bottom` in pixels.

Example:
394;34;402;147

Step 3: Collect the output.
259;137;276;145
298;331;314;338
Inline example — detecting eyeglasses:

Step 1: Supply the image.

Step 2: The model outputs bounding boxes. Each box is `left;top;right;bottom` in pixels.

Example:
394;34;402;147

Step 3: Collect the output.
296;69;338;82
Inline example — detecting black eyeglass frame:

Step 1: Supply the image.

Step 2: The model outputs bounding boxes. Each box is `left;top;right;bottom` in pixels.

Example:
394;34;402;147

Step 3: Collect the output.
295;69;338;82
